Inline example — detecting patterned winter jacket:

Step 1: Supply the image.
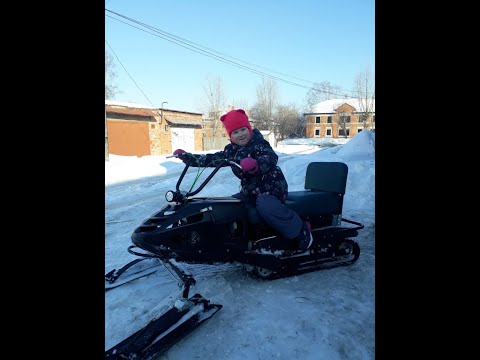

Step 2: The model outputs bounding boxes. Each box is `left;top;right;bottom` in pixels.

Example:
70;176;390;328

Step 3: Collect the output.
187;128;288;202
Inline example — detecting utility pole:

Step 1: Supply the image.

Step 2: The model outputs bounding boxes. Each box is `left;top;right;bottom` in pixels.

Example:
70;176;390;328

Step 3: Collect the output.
161;101;168;123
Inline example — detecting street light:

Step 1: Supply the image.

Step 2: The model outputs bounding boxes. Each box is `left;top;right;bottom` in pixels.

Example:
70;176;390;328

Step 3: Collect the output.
161;101;168;124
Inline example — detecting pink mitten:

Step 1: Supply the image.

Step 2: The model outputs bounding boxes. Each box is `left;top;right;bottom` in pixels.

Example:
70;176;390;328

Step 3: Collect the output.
173;149;193;164
173;149;187;160
240;158;258;174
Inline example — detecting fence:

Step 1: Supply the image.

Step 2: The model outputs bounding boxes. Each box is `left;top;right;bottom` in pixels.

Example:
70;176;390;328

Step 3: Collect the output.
202;136;231;151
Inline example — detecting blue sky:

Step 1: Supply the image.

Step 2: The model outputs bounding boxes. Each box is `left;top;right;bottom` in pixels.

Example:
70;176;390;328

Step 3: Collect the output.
105;0;375;113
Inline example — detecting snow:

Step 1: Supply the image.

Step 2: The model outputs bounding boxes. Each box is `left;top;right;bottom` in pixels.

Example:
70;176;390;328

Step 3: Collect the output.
105;131;375;359
105;99;159;109
310;98;376;113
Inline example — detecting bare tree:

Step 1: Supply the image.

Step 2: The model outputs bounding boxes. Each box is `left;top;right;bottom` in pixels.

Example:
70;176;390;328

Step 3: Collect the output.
250;77;279;130
105;50;119;99
275;104;302;140
354;66;375;130
304;81;342;112
230;98;249;112
198;75;227;135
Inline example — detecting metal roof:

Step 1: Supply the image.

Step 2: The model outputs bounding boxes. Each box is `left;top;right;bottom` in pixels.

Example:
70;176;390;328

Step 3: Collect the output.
106;106;157;117
166;118;203;126
105;100;202;115
105;100;157;109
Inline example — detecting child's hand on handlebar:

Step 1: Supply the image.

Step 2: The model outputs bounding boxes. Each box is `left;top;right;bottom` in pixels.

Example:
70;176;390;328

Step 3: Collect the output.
173;149;192;163
240;158;258;174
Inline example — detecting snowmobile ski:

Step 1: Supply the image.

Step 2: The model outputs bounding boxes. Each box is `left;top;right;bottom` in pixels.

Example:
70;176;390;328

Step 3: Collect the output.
105;293;222;360
105;258;222;359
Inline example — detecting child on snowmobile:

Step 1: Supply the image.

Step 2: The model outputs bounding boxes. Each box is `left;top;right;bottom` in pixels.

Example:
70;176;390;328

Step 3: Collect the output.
173;108;313;252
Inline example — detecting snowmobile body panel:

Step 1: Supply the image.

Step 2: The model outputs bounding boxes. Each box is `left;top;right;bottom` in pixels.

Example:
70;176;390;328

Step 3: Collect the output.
131;161;362;270
130;193;346;264
132;199;250;263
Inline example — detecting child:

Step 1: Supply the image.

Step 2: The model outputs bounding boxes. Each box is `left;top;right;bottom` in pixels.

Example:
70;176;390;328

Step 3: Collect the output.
173;108;313;252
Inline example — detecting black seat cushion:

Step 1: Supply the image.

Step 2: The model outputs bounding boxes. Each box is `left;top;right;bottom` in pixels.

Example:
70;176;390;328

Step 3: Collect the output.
285;190;343;217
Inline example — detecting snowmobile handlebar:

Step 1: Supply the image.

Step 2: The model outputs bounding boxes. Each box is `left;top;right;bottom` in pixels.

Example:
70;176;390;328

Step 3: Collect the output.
165;155;240;203
168;153;242;169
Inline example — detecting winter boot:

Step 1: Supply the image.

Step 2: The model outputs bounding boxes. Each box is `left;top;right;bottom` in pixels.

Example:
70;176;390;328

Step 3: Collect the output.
296;221;313;252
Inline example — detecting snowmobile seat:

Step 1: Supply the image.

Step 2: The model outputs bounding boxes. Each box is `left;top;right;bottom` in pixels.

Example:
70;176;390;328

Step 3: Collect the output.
245;162;348;224
284;162;348;217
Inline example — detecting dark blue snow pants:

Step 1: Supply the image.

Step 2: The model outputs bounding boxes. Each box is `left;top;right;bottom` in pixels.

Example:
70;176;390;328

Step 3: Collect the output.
232;193;303;239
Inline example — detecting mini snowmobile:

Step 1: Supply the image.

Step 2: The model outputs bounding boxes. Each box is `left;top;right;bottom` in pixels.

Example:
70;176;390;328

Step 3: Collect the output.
105;157;364;359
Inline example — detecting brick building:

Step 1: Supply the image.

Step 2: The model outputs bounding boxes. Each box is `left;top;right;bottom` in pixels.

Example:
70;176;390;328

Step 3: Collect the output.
304;98;375;139
105;100;203;156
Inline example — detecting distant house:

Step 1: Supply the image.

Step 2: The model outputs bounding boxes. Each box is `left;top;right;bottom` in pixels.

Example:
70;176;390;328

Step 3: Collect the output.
304;98;375;139
105;100;203;156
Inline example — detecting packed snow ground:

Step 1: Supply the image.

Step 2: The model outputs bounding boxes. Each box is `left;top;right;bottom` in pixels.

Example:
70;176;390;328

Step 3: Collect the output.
105;132;375;359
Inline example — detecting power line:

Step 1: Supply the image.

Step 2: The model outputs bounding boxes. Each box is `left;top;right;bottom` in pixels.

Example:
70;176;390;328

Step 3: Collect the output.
105;8;357;98
108;9;317;87
105;12;309;90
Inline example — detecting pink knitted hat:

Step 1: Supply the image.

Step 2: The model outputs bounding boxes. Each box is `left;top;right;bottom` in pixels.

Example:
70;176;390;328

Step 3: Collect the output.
220;109;252;138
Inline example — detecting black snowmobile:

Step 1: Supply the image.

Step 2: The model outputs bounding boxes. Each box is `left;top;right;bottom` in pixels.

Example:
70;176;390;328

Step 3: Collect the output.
105;158;364;359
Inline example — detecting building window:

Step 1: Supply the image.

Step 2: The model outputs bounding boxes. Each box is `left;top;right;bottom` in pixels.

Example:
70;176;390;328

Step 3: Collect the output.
327;116;332;123
315;116;320;124
326;128;332;137
359;114;367;123
340;115;351;123
358;129;363;133
164;125;169;133
150;124;156;129
338;128;350;137
315;128;320;136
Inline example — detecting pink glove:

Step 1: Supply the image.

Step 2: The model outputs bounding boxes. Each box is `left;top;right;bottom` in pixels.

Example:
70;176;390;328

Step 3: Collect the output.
240;158;258;174
173;149;188;161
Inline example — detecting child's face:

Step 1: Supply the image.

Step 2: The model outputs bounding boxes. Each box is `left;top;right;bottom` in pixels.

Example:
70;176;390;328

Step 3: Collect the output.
230;127;251;146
